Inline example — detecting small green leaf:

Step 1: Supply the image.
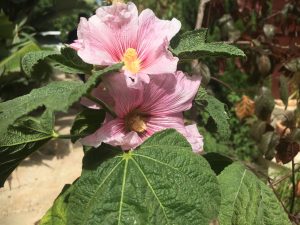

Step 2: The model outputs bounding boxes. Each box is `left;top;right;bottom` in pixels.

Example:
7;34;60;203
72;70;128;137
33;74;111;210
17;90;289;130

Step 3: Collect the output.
195;87;230;139
67;129;220;225
170;29;245;59
0;110;54;187
70;108;106;143
0;41;40;73
255;88;275;121
22;50;58;76
218;162;291;225
258;131;279;159
0;63;122;135
279;76;289;108
49;47;93;74
40;184;74;225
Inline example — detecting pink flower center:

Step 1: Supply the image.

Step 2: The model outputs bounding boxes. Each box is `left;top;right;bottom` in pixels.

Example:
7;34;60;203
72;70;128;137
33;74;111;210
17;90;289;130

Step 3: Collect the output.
125;110;147;133
122;48;141;74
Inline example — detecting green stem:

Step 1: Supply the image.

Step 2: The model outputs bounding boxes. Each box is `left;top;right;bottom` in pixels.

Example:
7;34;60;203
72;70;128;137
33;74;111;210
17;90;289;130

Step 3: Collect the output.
85;94;117;118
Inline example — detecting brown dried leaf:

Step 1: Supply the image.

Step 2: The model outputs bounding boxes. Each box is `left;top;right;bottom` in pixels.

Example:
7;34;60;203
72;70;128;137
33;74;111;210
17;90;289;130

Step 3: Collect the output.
235;95;255;120
275;139;300;164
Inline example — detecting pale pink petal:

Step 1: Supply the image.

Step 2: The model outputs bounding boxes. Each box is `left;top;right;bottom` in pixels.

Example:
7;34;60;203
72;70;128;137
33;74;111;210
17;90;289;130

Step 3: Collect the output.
184;124;204;153
71;2;138;65
123;70;150;89
102;73;144;117
141;39;179;75
140;71;201;115
80;97;100;109
80;118;126;147
137;9;181;74
118;132;143;150
145;114;203;152
145;113;186;136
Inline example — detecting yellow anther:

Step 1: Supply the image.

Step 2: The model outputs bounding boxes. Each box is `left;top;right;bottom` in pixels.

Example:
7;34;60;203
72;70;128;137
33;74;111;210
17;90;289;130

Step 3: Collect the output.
122;48;141;74
125;111;147;133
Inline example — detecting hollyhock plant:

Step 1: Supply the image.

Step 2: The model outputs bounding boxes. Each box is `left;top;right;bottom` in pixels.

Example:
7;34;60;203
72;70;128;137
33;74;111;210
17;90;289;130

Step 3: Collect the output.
80;71;203;152
70;2;181;88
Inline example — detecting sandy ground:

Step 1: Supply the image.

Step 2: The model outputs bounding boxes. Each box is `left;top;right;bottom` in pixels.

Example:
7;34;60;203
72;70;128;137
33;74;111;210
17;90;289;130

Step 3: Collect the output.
0;113;84;225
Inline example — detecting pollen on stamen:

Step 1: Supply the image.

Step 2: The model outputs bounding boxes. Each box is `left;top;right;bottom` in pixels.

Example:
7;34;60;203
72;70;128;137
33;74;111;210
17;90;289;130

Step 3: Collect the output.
122;48;141;74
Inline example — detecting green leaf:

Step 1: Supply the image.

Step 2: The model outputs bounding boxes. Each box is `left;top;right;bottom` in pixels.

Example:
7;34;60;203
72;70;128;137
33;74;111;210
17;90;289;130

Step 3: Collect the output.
0;41;40;73
70;108;106;143
0;110;54;187
40;184;74;225
49;47;93;74
22;50;58;76
258;131;279;160
195;87;230;139
218;162;291;225
170;29;245;59
67;129;221;225
0;64;122;135
203;152;233;175
0;11;14;39
279;76;289;108
255;88;275;121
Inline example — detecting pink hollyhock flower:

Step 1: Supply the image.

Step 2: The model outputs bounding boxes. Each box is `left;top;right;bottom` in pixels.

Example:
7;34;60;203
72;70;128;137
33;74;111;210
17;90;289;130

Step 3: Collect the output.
80;71;203;152
70;2;181;88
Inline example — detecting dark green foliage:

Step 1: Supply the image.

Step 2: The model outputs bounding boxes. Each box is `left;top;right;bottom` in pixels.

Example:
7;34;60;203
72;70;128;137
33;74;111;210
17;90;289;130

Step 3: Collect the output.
255;88;275;121
195;87;230;140
170;29;245;59
49;48;93;74
0;110;54;187
22;50;58;76
203;152;233;175
0;63;121;135
279;76;289;108
70;108;106;143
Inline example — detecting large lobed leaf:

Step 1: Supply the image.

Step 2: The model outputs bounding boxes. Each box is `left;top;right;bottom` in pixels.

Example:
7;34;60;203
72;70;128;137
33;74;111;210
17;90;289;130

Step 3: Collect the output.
42;129;221;225
0;110;54;187
0;63;122;135
170;28;245;59
218;162;291;225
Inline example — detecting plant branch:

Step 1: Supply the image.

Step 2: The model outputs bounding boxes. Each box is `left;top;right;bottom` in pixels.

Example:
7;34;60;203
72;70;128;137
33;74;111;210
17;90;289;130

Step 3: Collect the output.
290;157;296;213
195;0;210;29
85;94;117;118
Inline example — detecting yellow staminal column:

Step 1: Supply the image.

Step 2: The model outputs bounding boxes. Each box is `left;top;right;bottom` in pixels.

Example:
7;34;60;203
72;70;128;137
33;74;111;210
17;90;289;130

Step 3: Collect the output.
125;111;147;133
122;48;141;74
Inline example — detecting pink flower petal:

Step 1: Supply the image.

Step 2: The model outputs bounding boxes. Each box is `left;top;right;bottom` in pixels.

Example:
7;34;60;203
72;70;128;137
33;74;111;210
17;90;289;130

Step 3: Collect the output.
102;73;144;117
137;9;181;74
146;114;203;152
140;71;201;115
80;118;126;147
71;2;139;65
145;113;186;136
184;124;204;153
118;131;143;150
